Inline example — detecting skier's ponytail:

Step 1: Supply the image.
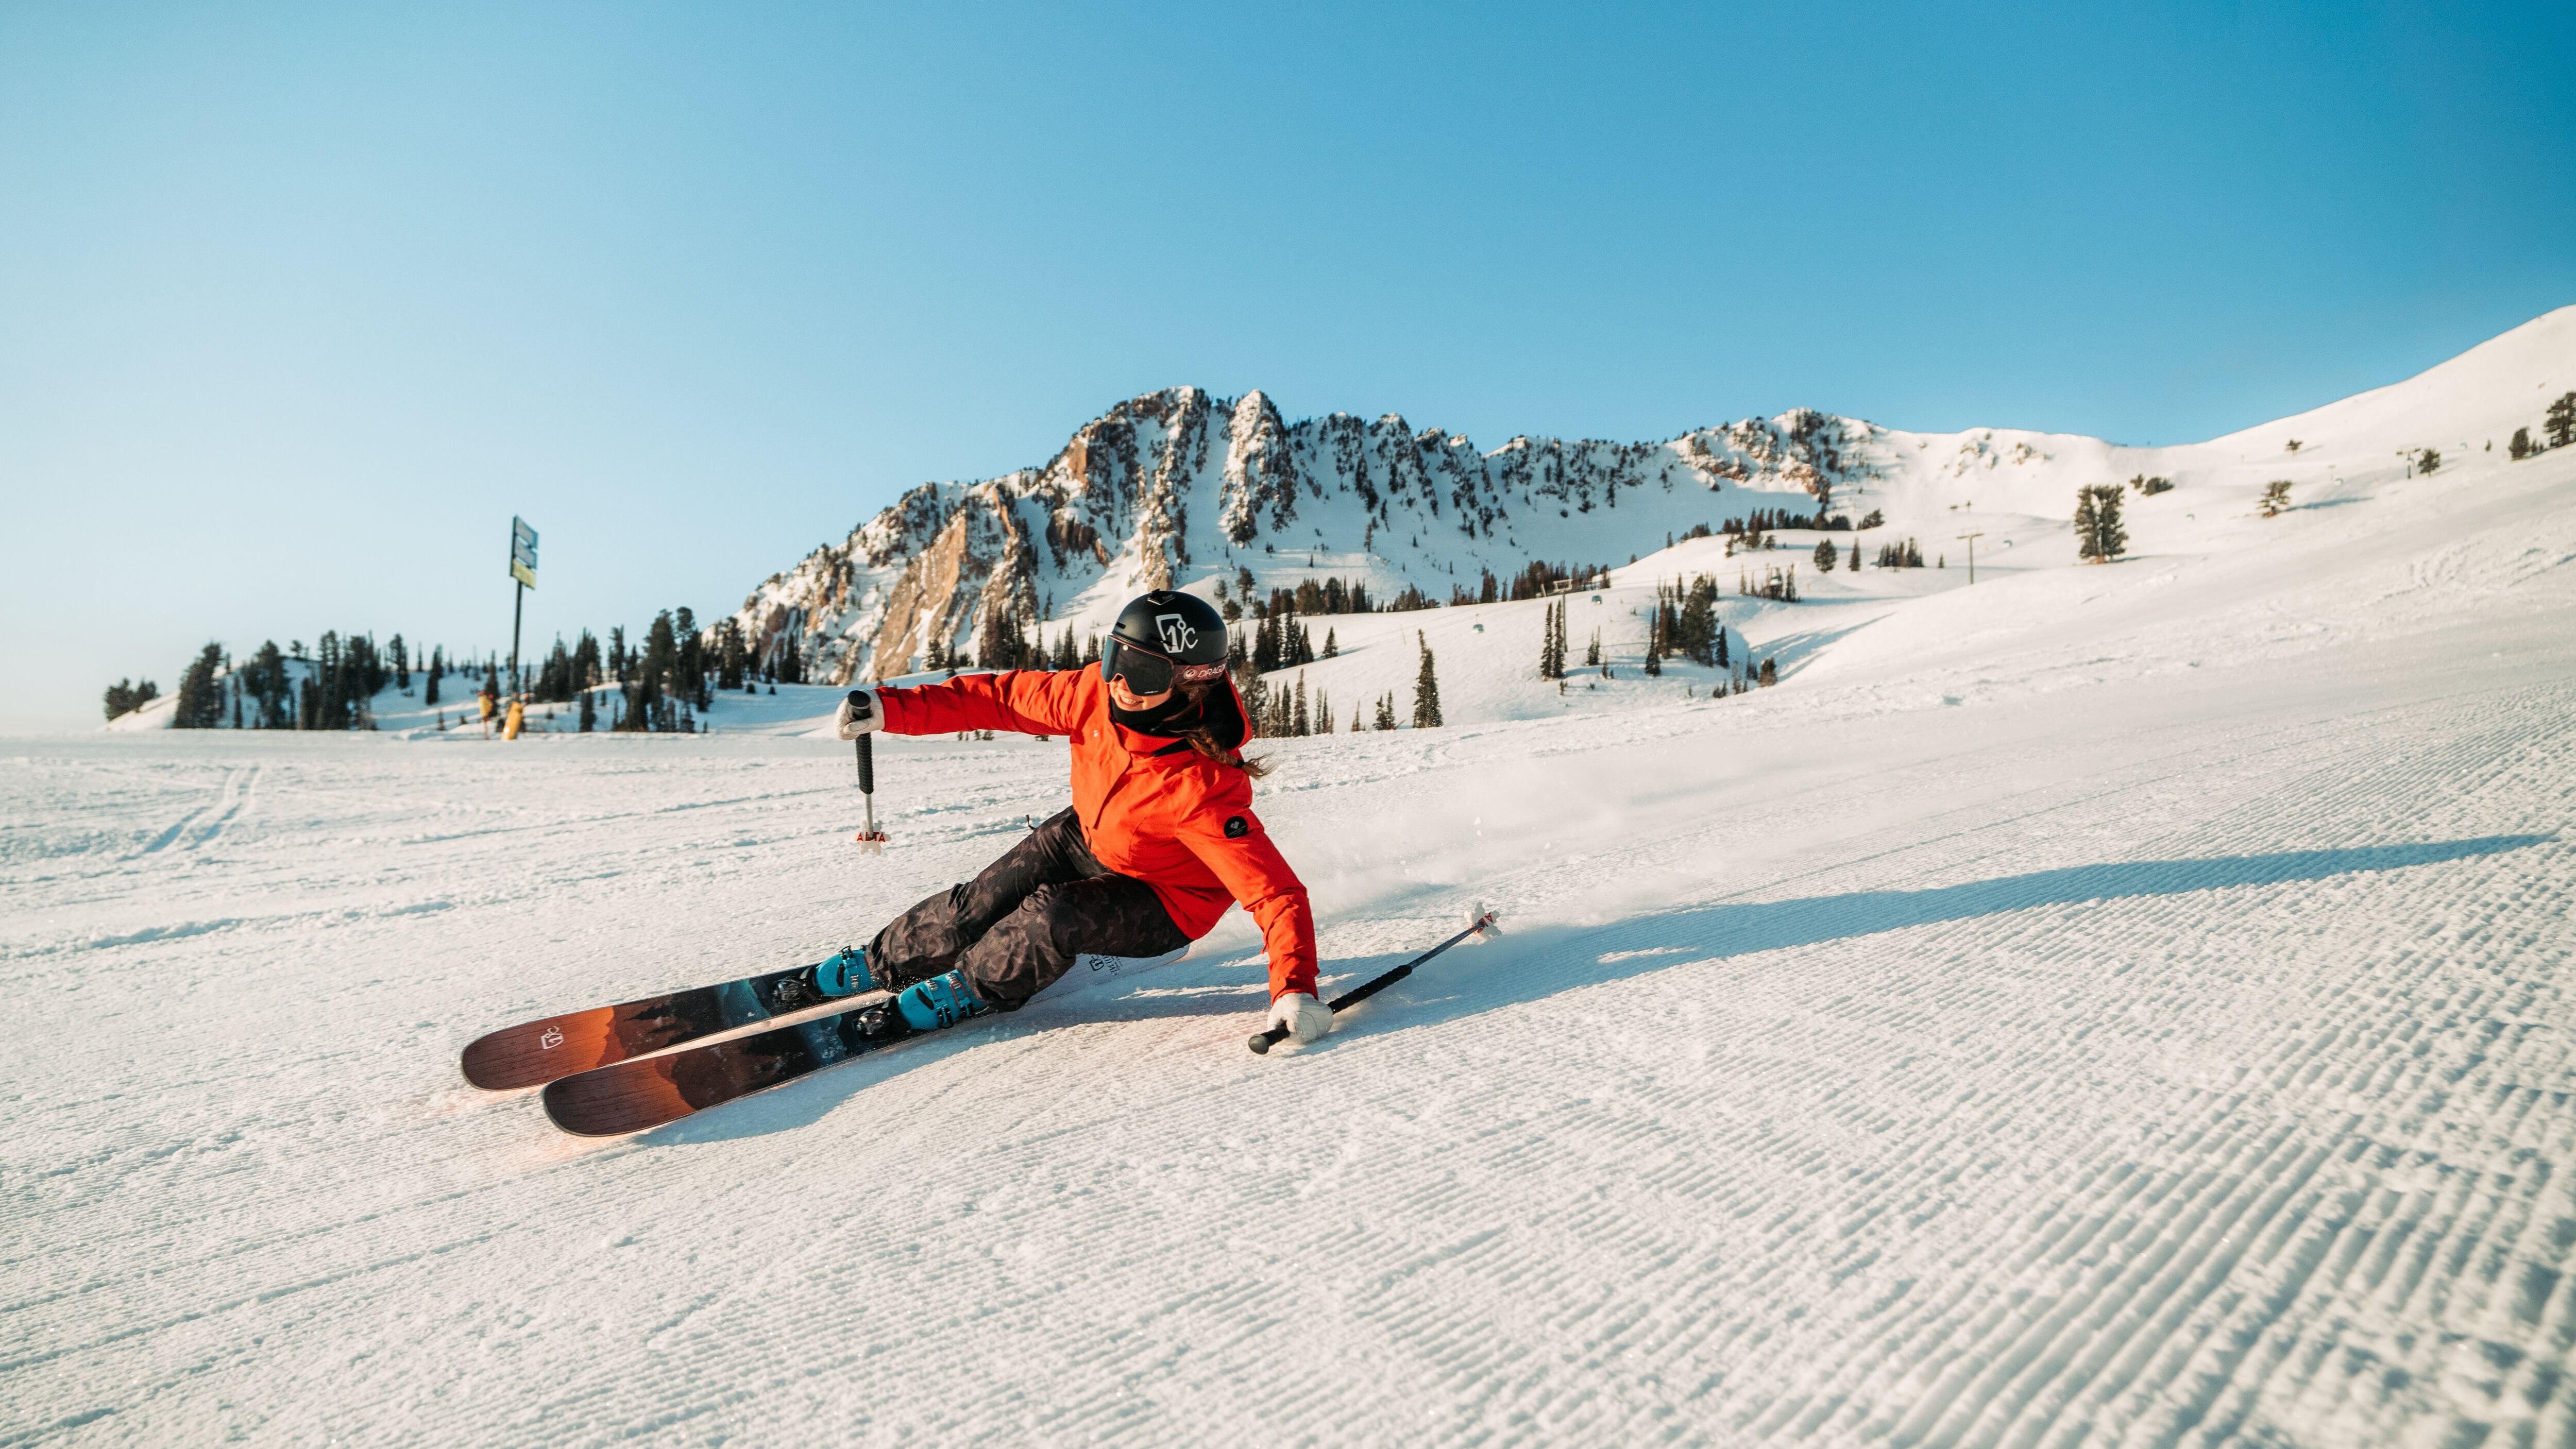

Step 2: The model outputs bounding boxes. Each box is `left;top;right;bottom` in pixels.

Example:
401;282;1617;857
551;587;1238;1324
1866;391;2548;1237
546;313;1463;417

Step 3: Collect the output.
1177;679;1269;778
1188;730;1269;778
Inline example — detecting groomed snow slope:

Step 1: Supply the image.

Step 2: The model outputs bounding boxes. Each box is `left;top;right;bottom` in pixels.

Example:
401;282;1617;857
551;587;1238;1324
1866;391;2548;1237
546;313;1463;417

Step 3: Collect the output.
11;387;2576;1445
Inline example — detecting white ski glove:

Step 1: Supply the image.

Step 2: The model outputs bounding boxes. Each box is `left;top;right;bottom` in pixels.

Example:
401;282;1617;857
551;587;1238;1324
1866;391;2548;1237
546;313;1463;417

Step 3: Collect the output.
835;689;881;740
1266;991;1333;1044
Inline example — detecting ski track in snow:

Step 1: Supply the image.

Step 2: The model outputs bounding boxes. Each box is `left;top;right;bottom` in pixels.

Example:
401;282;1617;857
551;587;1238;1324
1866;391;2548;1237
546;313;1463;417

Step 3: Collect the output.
6;437;2576;1445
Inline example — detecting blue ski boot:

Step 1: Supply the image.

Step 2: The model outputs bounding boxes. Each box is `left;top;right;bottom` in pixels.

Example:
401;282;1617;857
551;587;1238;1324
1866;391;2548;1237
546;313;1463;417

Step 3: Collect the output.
771;945;875;1011
857;970;990;1043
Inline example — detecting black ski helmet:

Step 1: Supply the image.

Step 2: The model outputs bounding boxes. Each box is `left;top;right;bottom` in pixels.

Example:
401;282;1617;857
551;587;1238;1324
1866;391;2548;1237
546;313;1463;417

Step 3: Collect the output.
1105;590;1228;688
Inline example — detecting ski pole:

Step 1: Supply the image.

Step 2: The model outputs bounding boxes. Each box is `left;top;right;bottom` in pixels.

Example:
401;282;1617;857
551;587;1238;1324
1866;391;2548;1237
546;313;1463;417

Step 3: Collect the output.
1247;907;1497;1055
852;732;887;851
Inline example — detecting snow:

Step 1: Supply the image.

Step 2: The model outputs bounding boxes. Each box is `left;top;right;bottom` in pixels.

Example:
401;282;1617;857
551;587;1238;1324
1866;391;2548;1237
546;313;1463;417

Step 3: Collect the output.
9;317;2576;1446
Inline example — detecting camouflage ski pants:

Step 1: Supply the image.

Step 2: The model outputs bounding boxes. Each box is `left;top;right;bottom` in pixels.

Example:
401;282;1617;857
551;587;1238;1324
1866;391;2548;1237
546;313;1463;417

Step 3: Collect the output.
868;808;1189;1011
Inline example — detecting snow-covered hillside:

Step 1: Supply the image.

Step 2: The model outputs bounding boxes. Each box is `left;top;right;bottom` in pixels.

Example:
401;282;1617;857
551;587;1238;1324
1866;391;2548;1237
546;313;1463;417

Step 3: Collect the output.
723;308;2576;690
9;313;2574;1447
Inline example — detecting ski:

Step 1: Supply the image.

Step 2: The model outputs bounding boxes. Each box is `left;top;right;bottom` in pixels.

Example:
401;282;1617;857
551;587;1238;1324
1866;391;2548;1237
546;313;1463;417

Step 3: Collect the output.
460;955;876;1092
541;1002;889;1135
537;945;1192;1135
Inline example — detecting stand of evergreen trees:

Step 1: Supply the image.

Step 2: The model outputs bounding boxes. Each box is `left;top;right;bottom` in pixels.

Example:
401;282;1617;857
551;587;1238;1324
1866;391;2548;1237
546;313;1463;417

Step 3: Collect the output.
1647;576;1725;666
1244;670;1337;738
121;606;747;734
1724;506;1854;538
101;678;159;721
2506;391;2576;463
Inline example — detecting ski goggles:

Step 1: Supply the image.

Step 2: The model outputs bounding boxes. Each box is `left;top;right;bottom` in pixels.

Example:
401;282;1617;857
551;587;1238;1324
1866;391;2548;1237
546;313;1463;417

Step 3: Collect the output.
1100;637;1226;695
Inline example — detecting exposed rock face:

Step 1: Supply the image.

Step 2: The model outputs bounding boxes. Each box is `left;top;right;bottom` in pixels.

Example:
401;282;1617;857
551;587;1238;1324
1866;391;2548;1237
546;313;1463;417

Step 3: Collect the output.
722;386;1880;683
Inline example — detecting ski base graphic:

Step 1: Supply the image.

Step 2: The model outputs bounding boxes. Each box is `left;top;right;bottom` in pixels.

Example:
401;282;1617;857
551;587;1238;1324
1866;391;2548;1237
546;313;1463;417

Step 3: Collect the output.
460;964;860;1092
541;1007;884;1135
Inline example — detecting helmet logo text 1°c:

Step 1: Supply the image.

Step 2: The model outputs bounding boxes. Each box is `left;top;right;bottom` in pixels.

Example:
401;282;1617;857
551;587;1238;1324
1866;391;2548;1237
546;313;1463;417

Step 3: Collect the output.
1155;615;1197;655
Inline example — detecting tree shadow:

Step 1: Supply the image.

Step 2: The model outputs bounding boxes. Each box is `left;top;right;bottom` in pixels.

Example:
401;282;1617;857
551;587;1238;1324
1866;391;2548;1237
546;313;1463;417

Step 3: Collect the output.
640;834;2550;1137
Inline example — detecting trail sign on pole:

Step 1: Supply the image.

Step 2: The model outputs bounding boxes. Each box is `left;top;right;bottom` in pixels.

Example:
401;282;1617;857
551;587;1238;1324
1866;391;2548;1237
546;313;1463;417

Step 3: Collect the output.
507;517;538;698
510;517;539;590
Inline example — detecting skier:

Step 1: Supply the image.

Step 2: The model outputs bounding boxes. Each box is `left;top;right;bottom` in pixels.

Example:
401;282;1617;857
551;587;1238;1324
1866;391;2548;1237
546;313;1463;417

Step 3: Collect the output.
806;590;1332;1048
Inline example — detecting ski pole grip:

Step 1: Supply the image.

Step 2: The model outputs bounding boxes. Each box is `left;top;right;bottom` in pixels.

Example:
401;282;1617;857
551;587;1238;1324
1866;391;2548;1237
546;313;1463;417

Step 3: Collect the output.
856;734;875;794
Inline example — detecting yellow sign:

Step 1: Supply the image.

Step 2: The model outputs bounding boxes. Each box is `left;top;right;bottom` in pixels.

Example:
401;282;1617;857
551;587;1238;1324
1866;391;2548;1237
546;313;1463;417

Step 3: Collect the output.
510;557;536;589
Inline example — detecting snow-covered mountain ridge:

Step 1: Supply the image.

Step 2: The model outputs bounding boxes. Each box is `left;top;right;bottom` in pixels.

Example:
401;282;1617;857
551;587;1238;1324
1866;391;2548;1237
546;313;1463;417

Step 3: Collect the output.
725;307;2576;685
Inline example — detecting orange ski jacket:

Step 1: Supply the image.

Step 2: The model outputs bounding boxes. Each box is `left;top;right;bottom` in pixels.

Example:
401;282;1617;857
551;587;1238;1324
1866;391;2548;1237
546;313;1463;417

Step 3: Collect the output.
875;669;1320;1000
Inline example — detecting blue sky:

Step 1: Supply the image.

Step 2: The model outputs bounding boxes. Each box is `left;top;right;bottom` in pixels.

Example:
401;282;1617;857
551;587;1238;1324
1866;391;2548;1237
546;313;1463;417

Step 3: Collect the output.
3;1;2569;728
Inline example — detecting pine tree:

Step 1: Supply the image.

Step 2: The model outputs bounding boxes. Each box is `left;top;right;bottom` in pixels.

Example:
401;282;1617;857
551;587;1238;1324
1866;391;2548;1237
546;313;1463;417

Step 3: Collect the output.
2260;480;2292;517
1253;615;1280;673
1374;692;1398;730
2074;485;2127;561
1412;632;1443;727
1758;656;1776;687
1322;627;1337;659
1812;538;1838;572
2546;392;2576;450
168;643;226;728
2510;427;2533;461
717;619;747;689
637;610;681;730
681;618;713;706
1642;609;1662;676
1848;538;1862;571
1292;674;1310;737
579;686;597;732
425;647;441;707
1678;578;1718;664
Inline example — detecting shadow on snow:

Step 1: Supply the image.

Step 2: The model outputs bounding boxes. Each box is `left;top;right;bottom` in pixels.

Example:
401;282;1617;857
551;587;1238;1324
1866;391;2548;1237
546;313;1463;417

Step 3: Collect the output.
642;833;2551;1143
